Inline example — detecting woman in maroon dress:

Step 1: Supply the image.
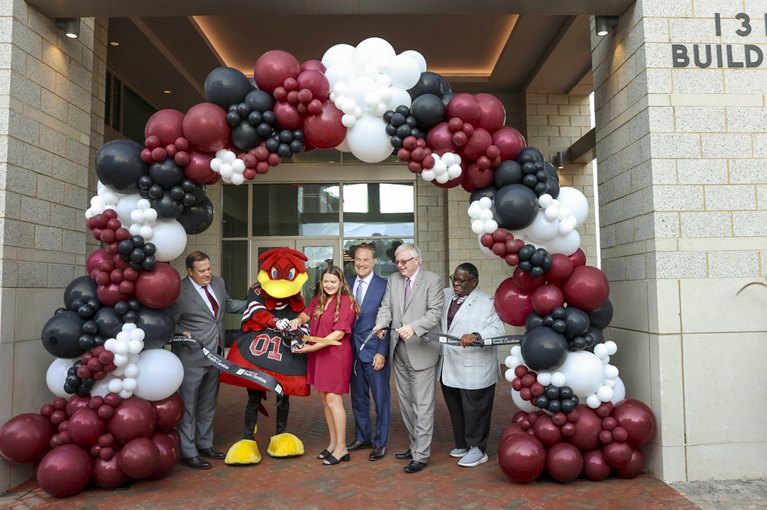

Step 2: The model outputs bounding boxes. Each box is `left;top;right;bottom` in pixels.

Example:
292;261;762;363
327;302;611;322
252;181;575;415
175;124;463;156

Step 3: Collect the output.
289;266;358;465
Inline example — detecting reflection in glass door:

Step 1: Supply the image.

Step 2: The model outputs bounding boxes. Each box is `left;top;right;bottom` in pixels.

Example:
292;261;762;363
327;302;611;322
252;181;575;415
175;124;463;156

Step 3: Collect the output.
295;241;338;305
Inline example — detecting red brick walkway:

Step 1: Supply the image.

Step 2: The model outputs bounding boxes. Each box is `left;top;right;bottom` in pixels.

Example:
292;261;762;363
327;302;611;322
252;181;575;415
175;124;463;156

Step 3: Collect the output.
3;377;698;509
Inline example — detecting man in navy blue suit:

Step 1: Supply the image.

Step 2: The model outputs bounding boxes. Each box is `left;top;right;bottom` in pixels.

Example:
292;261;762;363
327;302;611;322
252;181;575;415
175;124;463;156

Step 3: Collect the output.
346;243;390;461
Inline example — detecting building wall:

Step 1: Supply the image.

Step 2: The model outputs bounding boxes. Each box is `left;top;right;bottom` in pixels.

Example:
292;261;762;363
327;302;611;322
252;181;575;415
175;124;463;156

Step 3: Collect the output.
592;0;767;481
0;2;100;492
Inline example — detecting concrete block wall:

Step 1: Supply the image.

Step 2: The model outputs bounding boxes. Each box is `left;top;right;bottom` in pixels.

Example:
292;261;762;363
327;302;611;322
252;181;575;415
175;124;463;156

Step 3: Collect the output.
0;1;99;493
592;0;767;482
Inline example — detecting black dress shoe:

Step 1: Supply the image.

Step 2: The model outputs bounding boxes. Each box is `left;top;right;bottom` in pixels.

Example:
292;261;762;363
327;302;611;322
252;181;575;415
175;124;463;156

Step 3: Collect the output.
404;460;427;473
181;456;212;470
346;440;373;451
369;446;386;461
395;449;412;460
198;447;226;460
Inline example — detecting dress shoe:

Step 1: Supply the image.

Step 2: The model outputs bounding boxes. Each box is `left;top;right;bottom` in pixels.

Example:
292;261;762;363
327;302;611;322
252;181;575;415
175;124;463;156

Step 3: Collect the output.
369;446;386;461
404;460;427;473
346;440;373;451
181;456;212;470
198;447;226;460
395;449;412;460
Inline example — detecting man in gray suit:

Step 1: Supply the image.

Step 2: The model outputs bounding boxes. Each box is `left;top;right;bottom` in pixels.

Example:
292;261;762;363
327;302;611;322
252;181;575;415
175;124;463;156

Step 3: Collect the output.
439;262;504;468
374;243;443;474
168;251;247;469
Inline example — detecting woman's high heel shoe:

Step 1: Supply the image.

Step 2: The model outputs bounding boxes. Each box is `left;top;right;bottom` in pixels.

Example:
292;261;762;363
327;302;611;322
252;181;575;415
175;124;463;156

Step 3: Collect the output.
322;453;350;465
317;449;331;460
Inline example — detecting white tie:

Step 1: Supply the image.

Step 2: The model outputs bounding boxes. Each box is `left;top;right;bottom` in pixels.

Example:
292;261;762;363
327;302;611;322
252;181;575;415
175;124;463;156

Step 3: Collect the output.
355;279;365;304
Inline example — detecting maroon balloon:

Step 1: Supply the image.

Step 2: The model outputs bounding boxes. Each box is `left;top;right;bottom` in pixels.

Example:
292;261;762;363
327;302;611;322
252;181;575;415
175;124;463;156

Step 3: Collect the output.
498;433;546;483
273;102;303;130
254;50;301;94
182;103;230;153
86;248;111;275
492;127;526;161
165;429;180;446
603;441;633;469
459;127;492;161
97;282;129;306
107;396;157;446
303;101;346;149
92;455;130;489
611;399;657;448
546;443;583;483
567;406;602;452
0;413;54;464
68;408;106;448
532;415;563;447
119;437;160;479
134;262;181;309
145;109;185;146
613;448;644;479
36;444;93;498
512;266;546;292
581;449;612;481
297;69;330;100
184;151;217;184
426;122;458;154
146;432;180;480
431;172;465;189
65;395;91;418
500;423;526;445
463;163;494;190
475;93;506;133
495;277;533;326
569;248;587;267
531;284;565;316
152;393;184;432
446;93;481;125
546;253;574;286
300;59;326;73
561;265;610;312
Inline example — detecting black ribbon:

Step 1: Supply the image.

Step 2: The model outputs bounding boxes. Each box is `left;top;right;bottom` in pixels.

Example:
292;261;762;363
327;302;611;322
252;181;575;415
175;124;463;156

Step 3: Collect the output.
170;335;283;395
422;331;522;347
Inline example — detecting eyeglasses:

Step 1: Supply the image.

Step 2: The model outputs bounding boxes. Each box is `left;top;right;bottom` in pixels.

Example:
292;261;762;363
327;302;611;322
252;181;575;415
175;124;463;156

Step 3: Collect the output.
449;275;477;286
395;256;415;267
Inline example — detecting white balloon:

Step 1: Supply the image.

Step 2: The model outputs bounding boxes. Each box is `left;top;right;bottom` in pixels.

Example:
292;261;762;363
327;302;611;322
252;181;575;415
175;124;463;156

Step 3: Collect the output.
387;53;422;90
128;339;144;355
119;389;133;399
525;211;559;242
122;377;137;391
605;341;618;355
115;194;142;228
593;343;609;359
511;388;537;412
551;371;567;387
420;170;436;182
139;225;154;240
504;356;515;369
108;378;123;393
124;363;139;378
504;368;515;382
604;364;619;380
557;187;589;227
387;87;412;110
484;220;498;233
353;37;396;73
347;77;378;112
46;358;77;398
471;220;485;235
545;230;581;256
346;115;394;163
536;372;552;386
597;386;614;402
401;50;427;72
611;376;626;404
322;43;356;68
557;351;607;398
90;375;116;398
133;349;185;401
586;394;601;409
151;220;188;262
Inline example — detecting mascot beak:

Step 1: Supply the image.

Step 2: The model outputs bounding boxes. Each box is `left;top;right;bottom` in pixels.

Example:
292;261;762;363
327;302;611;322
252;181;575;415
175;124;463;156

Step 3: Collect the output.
258;270;308;298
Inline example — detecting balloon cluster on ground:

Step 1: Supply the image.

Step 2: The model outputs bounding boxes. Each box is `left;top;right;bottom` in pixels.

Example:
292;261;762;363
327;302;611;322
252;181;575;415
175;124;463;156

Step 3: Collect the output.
0;35;657;495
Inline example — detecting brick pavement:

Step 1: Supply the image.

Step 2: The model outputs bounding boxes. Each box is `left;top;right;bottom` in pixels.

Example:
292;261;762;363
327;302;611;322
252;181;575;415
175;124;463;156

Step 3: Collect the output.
1;376;703;510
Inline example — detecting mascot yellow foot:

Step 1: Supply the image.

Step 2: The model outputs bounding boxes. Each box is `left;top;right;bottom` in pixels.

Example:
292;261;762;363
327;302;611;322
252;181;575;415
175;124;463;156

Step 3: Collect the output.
225;439;262;465
267;433;304;458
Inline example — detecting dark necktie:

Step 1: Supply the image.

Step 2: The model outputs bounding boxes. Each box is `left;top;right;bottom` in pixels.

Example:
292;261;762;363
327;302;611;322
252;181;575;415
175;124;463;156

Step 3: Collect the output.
203;285;219;317
403;277;411;306
447;296;463;330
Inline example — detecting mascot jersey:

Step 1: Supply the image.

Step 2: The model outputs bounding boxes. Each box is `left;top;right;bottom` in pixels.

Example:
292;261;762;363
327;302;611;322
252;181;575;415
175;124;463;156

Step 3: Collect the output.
220;247;311;396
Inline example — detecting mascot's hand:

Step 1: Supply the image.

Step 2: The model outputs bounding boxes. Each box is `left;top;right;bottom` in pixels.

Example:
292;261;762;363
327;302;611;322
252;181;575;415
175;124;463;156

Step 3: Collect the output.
275;318;290;331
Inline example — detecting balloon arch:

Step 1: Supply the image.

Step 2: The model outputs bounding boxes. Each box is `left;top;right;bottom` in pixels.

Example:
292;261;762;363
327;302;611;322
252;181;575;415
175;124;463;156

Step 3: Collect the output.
0;37;656;497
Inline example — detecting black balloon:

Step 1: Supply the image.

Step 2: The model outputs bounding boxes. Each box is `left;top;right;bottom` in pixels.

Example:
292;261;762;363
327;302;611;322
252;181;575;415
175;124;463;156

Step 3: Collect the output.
564;307;590;338
64;276;98;311
232;122;260;151
494;160;523;188
204;67;252;108
517;147;544;164
244;89;275;112
41;311;86;358
520;326;568;371
470;186;496;204
588;299;614;330
178;197;214;235
410;94;446;131
94;140;148;193
136;309;176;349
409;72;451;99
94;307;123;339
525;312;545;331
493;185;537;231
149;160;185;190
153;193;184;219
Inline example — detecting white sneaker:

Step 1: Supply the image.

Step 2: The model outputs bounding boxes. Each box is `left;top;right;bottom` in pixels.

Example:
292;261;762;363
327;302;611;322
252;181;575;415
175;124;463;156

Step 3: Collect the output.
449;447;468;458
457;446;488;467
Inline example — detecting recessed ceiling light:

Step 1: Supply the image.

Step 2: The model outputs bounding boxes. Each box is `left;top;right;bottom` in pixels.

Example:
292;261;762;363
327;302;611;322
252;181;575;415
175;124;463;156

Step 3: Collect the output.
163;90;172;94
109;41;120;46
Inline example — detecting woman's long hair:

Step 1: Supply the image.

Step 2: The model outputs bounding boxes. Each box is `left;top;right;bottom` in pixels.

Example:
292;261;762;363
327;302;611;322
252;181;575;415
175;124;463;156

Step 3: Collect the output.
312;266;360;321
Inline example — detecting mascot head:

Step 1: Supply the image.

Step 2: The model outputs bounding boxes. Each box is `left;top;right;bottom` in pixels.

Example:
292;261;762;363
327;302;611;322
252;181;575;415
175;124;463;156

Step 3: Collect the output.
257;247;309;299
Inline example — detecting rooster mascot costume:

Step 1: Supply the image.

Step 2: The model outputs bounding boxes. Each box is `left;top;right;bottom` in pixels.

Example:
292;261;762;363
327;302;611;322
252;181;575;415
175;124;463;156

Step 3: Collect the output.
221;247;310;464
